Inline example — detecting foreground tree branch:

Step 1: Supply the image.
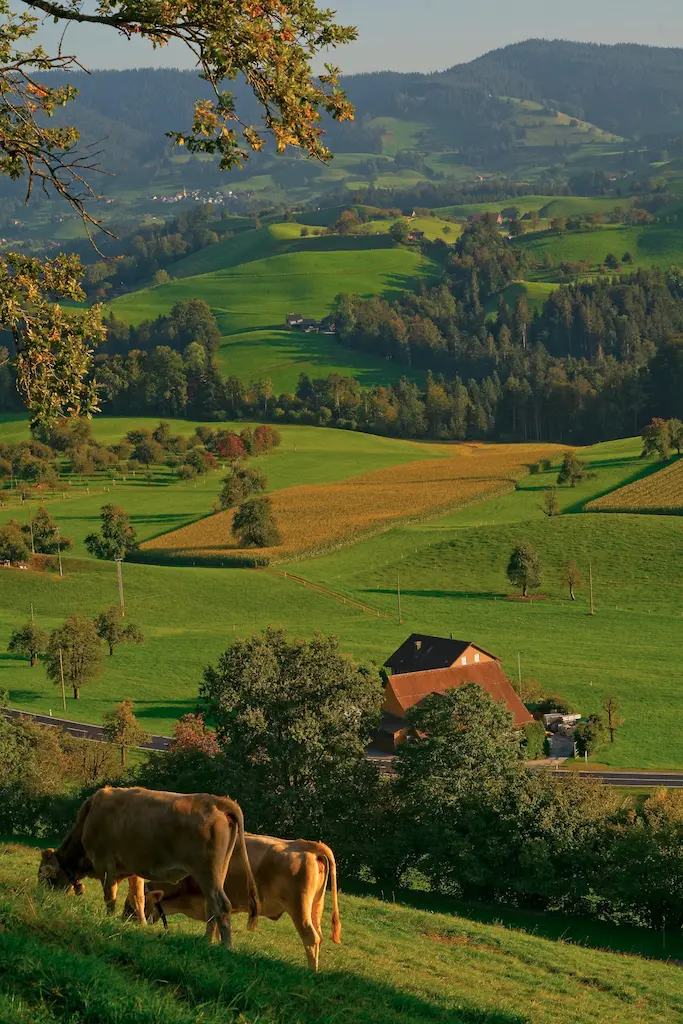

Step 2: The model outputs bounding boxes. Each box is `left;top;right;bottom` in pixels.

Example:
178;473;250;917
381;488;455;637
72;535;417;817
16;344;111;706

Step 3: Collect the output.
0;0;356;426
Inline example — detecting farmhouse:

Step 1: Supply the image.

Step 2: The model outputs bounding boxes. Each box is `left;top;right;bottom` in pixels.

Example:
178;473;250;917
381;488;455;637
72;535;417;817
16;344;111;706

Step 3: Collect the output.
285;314;336;334
375;633;532;753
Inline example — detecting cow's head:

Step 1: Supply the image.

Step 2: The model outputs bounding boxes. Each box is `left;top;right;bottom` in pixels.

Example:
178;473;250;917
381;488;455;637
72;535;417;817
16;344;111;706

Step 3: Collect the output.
38;849;86;895
122;889;166;925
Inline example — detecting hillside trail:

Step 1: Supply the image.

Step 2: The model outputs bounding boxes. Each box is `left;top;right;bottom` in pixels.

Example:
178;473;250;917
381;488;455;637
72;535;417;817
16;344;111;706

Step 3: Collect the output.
255;567;390;618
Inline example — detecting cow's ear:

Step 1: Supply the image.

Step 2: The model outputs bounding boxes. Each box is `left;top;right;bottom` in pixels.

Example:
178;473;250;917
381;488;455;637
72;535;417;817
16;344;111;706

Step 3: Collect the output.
39;850;58;878
147;890;165;904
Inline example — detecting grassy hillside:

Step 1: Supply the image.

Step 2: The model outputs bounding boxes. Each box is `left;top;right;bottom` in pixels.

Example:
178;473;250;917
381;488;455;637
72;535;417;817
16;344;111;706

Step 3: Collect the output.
2;421;683;767
111;238;437;390
2;843;683;1024
517;223;683;276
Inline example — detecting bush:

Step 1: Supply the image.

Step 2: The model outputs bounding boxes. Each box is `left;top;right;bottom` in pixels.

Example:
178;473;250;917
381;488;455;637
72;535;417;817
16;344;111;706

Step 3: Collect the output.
520;720;547;760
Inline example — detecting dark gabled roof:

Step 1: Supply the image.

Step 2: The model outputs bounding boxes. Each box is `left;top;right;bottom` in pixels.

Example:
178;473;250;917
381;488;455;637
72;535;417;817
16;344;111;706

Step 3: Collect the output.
287;313;304;321
384;634;498;674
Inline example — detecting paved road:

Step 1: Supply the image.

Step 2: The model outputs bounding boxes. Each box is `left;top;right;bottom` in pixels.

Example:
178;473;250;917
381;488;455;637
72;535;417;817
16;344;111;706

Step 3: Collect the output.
552;769;683;787
1;707;171;751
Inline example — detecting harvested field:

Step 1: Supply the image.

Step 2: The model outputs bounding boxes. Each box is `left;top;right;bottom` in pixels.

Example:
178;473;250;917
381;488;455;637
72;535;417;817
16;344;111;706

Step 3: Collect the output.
141;443;562;566
586;457;683;515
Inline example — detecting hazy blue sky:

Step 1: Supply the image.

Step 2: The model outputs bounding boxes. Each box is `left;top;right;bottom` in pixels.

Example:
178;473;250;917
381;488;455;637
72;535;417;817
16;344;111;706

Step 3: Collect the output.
30;0;683;74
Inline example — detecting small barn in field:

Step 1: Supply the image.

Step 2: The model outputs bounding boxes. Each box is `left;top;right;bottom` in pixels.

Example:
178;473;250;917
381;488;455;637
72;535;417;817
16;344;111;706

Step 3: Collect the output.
375;633;532;753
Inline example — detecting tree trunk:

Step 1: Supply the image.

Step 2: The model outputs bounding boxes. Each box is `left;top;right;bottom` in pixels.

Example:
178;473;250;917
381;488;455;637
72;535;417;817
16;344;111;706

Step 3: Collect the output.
109;644;114;656
121;745;126;767
73;687;80;700
30;655;37;667
522;583;528;598
609;727;615;743
569;582;575;601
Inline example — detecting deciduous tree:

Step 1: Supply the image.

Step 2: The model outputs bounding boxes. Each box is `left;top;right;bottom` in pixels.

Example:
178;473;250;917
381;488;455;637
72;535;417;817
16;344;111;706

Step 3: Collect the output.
102;699;149;766
641;418;671;460
602;694;624;743
45;614;103;700
563;560;583;601
0;523;30;562
233;496;281;547
218;465;266;510
8;622;48;667
94;606;144;656
85;504;138;560
506;541;541;598
557;450;588;487
541;487;560;517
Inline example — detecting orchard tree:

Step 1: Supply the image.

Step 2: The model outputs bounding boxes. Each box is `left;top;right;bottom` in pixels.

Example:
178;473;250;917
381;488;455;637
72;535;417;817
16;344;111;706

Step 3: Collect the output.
0;0;355;428
666;418;683;455
26;507;72;555
641;418;671;460
45;614;103;700
389;220;411;245
0;523;30;562
557;450;588;487
94;606;144;656
103;699;149;766
233;496;281;547
541;487;560;517
8;622;48;667
218;466;266;510
602;694;624;743
563;560;583;601
169;713;220;755
85;504;138;560
506;541;541;598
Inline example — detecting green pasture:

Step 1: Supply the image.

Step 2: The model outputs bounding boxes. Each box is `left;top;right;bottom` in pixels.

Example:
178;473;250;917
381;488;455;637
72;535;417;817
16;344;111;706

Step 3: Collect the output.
3;419;683;769
517;222;683;274
3;843;682;1024
485;281;557;316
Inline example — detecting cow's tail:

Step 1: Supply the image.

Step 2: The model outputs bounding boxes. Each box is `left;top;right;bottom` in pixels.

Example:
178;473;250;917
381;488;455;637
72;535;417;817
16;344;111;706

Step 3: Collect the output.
306;841;341;945
218;798;260;931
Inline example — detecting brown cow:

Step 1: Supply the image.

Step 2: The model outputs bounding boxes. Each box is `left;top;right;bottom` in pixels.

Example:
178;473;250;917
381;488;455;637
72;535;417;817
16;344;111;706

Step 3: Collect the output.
38;786;259;949
124;835;341;971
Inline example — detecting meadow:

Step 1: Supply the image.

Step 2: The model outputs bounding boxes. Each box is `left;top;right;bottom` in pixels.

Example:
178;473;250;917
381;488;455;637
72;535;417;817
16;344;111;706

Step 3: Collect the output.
111;239;438;391
143;443;561;565
2;418;683;768
516;222;683;276
2;842;683;1024
586;456;683;514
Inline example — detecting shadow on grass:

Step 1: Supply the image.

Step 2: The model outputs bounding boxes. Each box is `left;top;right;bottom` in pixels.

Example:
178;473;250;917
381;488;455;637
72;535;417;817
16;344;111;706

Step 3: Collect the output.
135;700;196;722
346;880;683;964
0;901;526;1024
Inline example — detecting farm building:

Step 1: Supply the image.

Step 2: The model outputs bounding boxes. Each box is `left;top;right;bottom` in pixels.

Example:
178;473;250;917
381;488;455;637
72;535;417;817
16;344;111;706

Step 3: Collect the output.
285;314;336;334
375;633;532;753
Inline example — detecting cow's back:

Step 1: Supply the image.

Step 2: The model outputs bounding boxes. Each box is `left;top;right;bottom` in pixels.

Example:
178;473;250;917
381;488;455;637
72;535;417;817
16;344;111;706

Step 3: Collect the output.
81;787;235;881
225;836;324;919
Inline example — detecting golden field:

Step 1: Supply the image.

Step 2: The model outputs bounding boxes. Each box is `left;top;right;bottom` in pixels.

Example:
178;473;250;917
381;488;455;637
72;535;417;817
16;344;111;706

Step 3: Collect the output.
142;443;562;565
586;457;683;515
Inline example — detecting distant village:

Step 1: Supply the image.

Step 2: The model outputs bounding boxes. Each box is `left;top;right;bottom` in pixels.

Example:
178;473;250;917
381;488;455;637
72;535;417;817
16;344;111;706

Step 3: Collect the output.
147;188;253;207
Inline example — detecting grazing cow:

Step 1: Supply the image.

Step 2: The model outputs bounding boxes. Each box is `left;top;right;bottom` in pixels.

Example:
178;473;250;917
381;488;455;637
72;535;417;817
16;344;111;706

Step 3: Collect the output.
125;835;341;971
38;786;259;949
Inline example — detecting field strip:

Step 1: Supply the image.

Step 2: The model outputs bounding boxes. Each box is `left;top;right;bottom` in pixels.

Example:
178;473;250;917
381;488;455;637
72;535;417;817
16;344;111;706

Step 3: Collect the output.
255;567;390;617
586;456;683;514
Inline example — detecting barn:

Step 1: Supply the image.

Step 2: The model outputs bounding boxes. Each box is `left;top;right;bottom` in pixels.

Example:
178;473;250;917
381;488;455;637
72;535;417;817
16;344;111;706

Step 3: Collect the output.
375;633;533;753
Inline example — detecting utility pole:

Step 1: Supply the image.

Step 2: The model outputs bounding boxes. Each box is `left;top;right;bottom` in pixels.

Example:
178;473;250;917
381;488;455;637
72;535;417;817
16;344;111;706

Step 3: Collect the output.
58;647;66;713
397;571;403;625
589;562;595;616
30;602;34;626
116;558;125;617
56;529;63;577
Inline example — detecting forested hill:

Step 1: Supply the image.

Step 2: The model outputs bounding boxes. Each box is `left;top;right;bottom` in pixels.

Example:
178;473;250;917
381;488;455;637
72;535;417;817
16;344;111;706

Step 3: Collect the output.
447;40;683;138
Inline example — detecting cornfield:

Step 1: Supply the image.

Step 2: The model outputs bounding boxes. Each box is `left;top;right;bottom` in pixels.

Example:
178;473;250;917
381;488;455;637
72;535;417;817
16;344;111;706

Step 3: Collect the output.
586;458;683;516
142;443;562;566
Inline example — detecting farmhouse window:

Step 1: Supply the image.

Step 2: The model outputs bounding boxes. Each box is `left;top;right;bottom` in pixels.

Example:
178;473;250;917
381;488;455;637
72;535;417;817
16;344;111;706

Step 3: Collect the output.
461;656;467;665
474;653;480;663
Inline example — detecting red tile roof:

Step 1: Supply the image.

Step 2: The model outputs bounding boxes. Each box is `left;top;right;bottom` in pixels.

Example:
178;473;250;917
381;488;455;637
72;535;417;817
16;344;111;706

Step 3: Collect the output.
384;663;533;727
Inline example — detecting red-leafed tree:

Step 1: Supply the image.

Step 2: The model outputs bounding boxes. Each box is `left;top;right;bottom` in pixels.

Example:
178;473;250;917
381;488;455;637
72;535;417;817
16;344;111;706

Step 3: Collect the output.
215;432;246;462
169;713;220;756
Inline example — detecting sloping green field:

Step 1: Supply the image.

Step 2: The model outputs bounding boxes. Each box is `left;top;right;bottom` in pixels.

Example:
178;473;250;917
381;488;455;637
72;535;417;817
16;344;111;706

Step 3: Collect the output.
2;843;682;1024
111;242;437;389
517;222;683;273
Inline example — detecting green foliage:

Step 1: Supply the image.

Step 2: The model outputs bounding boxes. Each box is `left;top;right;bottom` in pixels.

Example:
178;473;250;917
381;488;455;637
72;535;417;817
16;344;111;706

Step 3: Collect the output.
574;714;605;756
232;495;281;547
521;719;547;760
84;504;138;560
26;507;71;555
642;418;671;460
506;540;541;597
94;606;144;656
389;219;411;244
557;450;588;487
218;465;267;510
45;614;103;700
102;698;149;765
7;621;48;667
0;522;29;562
667;418;683;455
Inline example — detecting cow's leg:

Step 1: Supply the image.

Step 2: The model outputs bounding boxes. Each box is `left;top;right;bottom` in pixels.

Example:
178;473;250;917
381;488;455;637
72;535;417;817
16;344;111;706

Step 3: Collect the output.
292;894;321;972
196;871;233;949
127;875;147;925
102;873;119;916
204;917;220;944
